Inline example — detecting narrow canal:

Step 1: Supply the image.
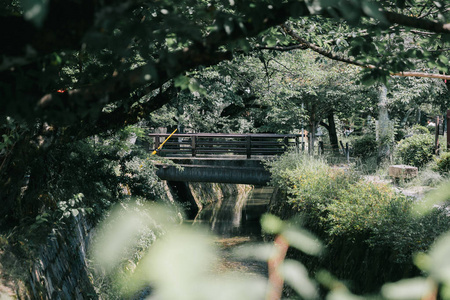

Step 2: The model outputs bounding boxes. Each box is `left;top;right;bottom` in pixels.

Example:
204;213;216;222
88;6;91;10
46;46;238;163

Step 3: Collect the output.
194;185;273;277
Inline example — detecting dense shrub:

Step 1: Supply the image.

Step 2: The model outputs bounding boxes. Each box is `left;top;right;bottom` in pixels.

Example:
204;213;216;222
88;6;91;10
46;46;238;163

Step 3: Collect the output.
268;151;450;293
267;152;359;217
434;152;450;174
351;135;377;159
326;180;408;236
396;134;434;168
411;124;430;135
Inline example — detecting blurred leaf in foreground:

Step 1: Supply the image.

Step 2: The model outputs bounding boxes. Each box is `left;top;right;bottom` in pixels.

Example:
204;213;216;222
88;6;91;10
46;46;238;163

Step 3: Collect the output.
381;277;434;300
91;201;267;299
412;181;450;216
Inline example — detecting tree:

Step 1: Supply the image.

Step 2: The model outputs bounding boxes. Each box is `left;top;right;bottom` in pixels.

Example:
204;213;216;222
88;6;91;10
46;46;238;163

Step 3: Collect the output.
1;0;450;228
220;50;380;153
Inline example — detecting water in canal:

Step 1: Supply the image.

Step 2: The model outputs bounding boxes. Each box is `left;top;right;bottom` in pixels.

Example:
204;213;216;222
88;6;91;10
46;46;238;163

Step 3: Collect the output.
194;185;274;276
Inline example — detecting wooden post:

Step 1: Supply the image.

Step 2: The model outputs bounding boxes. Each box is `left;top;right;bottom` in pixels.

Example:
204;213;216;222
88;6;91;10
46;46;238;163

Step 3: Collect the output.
295;136;299;152
340;141;345;156
191;135;196;157
435;115;440;156
301;129;305;151
246;135;252;159
154;135;160;154
346;142;349;163
319;141;324;155
283;136;289;150
447;110;450;150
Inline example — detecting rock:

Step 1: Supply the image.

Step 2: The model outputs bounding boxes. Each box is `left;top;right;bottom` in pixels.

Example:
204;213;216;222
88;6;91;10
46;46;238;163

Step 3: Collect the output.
388;165;418;180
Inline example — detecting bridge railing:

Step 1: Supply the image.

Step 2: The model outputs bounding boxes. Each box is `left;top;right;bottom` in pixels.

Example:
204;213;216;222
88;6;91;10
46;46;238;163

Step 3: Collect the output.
148;133;304;158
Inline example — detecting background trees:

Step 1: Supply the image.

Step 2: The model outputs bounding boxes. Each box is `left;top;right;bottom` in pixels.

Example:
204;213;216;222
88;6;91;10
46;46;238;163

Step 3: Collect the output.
1;0;450;235
1;0;450;298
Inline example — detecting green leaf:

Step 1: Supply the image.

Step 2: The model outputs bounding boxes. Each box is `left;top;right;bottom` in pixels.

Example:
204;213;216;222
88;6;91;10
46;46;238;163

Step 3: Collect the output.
439;54;449;65
264;36;278;47
232;243;275;261
260;214;284;234
281;259;318;299
426;231;450;282
381;277;433;300
361;0;388;23
188;80;206;95
282;226;323;256
20;0;49;28
50;53;62;66
2;134;10;145
174;75;190;90
224;19;234;35
412;182;450;216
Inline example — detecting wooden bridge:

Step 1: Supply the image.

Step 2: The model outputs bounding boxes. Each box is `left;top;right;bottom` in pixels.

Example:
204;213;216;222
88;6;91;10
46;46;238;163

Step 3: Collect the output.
149;133;305;185
149;133;304;159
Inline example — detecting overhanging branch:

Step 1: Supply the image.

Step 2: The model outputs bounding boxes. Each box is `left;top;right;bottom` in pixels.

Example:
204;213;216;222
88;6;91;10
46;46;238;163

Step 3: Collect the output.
281;23;450;81
384;11;450;34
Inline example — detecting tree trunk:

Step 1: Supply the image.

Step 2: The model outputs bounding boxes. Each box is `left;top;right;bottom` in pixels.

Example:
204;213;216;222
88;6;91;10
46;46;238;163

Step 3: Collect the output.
377;84;392;164
327;112;339;153
308;104;317;155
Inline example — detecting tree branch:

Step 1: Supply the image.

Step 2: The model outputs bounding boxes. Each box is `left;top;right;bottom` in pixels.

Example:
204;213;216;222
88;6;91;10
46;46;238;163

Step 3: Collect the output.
31;50;233;127
256;44;308;51
62;86;178;141
281;23;450;81
383;11;450;34
280;24;369;69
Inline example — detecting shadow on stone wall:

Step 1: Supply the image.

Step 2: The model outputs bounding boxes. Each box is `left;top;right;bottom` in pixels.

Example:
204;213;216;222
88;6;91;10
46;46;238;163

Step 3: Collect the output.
28;214;97;299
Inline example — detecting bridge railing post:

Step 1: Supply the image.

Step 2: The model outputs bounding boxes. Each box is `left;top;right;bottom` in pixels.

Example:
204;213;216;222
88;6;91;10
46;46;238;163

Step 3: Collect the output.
154;135;160;154
318;141;324;155
246;135;251;159
283;136;289;151
191;135;197;157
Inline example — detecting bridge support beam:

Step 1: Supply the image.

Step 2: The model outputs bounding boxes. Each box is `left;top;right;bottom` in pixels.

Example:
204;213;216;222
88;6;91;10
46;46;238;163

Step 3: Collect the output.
156;164;271;185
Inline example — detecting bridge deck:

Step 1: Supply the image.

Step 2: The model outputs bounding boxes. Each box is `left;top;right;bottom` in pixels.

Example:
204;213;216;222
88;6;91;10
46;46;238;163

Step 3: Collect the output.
150;133;305;183
149;133;305;159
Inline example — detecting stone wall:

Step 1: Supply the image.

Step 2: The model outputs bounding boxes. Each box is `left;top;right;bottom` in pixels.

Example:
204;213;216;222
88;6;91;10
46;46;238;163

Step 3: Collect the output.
28;214;97;299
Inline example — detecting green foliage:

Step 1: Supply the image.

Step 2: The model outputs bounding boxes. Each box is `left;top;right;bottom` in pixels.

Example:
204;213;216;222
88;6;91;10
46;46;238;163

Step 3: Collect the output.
327;181;408;236
0;116;24;154
91;201;326;300
267;152;359;215
351;134;377;159
90;178;450;300
91;202;272;300
0;123;172;294
2;0;450;297
268;151;450;293
411;124;430;135
409;166;444;188
396;134;435;168
368;205;450;264
434;152;450;174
